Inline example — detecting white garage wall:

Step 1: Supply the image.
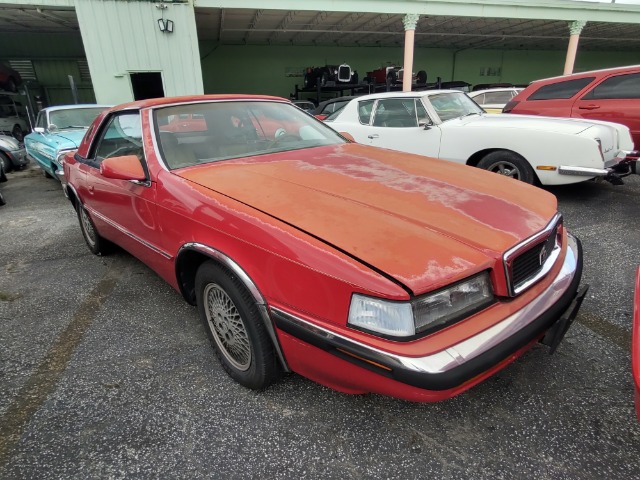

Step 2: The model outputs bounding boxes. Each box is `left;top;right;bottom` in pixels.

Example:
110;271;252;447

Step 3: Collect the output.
75;0;203;105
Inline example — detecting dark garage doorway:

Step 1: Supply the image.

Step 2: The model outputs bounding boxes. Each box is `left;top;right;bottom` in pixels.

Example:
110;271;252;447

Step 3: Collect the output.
130;72;165;100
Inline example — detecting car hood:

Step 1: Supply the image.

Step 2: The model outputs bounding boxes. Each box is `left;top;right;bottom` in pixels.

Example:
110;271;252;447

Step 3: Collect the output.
456;113;600;135
176;144;557;294
28;129;87;149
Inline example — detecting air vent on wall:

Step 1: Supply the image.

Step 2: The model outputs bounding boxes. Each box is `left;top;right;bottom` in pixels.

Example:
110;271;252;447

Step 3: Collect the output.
8;60;36;80
78;59;91;82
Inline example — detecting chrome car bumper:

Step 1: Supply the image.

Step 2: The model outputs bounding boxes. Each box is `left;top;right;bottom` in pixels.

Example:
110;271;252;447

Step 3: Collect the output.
272;234;584;391
558;152;628;177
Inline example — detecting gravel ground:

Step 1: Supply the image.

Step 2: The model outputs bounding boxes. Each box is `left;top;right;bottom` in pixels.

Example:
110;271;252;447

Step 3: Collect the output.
1;165;639;479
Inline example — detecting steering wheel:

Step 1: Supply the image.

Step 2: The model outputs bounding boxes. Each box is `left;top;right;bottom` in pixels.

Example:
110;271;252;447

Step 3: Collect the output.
268;133;302;149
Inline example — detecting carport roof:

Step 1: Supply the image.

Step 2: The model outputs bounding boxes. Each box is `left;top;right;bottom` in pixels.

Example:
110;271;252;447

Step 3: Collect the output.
1;0;640;51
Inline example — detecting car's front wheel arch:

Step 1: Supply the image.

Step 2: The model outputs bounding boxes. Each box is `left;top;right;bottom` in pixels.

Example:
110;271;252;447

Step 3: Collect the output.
175;244;290;373
467;148;539;185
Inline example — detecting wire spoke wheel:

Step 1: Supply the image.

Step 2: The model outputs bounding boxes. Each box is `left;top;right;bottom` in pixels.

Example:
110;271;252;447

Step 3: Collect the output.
80;207;97;248
204;283;252;371
195;261;280;390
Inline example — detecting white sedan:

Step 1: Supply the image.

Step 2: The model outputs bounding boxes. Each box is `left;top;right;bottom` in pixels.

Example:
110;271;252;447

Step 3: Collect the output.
326;90;634;185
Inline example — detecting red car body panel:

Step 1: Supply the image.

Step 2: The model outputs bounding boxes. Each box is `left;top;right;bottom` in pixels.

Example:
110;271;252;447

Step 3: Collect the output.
633;267;640;420
176;145;556;296
506;65;640;147
62;95;584;402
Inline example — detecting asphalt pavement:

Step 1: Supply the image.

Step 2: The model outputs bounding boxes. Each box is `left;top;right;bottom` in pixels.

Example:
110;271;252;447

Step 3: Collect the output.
1;165;639;479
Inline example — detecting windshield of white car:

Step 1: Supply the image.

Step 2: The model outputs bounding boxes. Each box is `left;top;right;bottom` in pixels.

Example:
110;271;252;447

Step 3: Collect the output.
425;92;484;122
48;108;108;130
154;100;347;170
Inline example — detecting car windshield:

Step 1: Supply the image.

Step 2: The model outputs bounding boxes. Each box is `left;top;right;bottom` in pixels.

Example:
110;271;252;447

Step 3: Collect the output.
49;107;108;129
425;92;484;122
154;100;346;169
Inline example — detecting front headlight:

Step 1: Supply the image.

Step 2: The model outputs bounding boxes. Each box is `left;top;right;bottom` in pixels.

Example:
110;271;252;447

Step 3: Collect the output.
348;271;494;338
56;149;75;166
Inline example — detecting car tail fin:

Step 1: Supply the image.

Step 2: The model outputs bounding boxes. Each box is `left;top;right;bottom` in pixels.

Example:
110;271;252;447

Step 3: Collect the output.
503;100;519;113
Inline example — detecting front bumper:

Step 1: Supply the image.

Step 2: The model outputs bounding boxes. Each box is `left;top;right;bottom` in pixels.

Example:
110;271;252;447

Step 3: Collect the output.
273;234;584;394
558;151;633;180
5;147;28;168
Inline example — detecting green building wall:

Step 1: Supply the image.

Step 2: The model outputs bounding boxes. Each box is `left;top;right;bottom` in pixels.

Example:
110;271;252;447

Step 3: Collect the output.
199;42;640;99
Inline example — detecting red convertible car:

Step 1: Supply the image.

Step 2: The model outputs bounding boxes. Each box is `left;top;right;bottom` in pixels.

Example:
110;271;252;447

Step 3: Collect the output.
62;94;587;402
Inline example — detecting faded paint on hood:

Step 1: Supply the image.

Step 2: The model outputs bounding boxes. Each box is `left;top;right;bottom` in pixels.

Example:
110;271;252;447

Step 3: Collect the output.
176;144;557;294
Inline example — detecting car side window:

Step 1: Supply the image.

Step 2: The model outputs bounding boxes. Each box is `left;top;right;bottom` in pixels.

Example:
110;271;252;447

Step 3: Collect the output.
372;99;418;128
582;73;640;100
415;99;431;125
473;94;485;104
358;100;375;124
92;112;144;166
484;91;513;104
527;77;595;100
36;111;46;129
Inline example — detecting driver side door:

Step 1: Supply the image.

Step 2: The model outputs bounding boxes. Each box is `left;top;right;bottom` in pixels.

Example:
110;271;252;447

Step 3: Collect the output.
362;98;442;158
82;112;166;268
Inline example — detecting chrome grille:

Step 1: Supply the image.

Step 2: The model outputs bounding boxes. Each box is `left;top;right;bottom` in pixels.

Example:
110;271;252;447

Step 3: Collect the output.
503;214;563;297
512;224;559;289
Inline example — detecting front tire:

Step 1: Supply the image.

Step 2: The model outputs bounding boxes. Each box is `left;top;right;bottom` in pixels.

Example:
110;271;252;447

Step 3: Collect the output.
477;151;536;184
77;203;110;255
0;152;12;173
195;261;280;390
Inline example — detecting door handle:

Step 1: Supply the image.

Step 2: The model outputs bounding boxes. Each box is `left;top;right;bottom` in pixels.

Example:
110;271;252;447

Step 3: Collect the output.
88;185;94;193
579;104;600;110
367;134;379;139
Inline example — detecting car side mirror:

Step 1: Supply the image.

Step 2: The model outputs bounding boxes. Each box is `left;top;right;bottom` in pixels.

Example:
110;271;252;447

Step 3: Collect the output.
340;132;356;143
100;155;146;182
419;119;433;130
33;127;45;134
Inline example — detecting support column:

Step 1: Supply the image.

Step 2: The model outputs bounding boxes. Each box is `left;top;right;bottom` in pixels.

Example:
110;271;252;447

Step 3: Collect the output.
564;20;586;76
402;14;420;92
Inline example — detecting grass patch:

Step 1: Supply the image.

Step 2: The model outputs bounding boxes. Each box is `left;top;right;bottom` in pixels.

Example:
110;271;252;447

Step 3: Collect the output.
0;291;21;301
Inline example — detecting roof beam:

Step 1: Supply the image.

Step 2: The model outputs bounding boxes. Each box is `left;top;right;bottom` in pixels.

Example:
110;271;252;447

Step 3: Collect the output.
195;0;640;24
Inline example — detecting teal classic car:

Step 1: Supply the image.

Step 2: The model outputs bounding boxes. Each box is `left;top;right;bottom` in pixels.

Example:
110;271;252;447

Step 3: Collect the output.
24;104;111;180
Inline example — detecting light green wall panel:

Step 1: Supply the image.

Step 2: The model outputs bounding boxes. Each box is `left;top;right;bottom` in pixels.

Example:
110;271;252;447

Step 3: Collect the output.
199;43;455;98
200;43;640;97
75;0;203;104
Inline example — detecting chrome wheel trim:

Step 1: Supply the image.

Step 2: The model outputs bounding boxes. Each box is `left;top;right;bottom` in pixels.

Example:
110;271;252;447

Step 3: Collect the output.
485;160;521;179
204;283;251;371
80;208;97;247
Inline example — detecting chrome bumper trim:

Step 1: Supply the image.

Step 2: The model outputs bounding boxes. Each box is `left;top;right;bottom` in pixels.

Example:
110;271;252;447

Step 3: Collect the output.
558;165;609;176
273;234;580;376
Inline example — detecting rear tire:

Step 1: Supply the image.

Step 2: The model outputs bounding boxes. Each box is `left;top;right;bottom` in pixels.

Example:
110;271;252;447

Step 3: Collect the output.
77;203;111;255
477;151;536;184
195;261;280;390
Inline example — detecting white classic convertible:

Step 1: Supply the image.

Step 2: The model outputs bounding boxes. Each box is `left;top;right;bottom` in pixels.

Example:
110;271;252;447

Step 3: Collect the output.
326;90;634;185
